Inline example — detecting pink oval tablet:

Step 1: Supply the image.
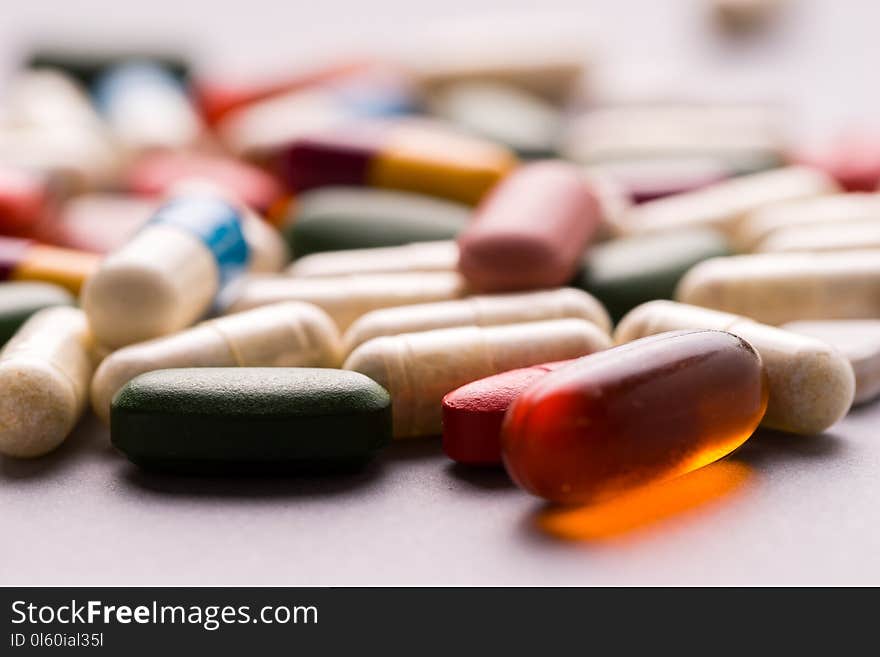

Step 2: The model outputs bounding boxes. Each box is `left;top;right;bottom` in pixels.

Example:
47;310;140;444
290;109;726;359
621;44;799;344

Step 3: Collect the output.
456;161;600;291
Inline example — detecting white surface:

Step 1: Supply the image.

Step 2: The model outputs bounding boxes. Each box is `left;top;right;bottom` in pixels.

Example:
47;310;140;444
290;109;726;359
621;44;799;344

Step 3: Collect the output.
2;0;880;585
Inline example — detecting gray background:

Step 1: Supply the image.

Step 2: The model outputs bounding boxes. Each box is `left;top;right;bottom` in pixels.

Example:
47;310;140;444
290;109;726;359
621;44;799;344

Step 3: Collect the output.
1;0;879;585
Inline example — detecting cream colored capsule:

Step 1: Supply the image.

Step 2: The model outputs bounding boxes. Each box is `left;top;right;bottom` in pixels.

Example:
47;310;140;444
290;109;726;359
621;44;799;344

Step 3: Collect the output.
676;250;880;325
755;219;880;253
344;318;611;438
621;166;837;236
224;271;467;331
735;193;880;250
0;307;94;457
615;300;855;434
288;241;458;278
342;287;611;355
90;301;340;422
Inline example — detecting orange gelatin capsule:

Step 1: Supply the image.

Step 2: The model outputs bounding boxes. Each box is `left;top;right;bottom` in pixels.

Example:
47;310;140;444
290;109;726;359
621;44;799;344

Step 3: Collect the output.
0;237;100;294
501;330;767;505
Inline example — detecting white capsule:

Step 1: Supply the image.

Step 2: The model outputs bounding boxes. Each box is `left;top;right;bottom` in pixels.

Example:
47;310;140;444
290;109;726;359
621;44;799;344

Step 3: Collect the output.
342;287;611;355
755;219;880;253
344;318;611;438
289;241;458;278
0;307;95;457
736;193;880;250
90;301;340;422
783;320;880;405
676;250;880;325
81;193;250;348
224;271;467;330
621;166;837;236
615;300;855;434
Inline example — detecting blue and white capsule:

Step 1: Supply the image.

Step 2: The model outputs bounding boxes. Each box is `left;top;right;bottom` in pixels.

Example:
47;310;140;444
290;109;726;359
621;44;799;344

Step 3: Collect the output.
82;191;250;348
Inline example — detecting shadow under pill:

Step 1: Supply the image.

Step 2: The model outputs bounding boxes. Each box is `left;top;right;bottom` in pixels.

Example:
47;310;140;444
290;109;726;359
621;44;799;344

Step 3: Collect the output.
445;462;515;491
732;427;844;468
380;436;445;463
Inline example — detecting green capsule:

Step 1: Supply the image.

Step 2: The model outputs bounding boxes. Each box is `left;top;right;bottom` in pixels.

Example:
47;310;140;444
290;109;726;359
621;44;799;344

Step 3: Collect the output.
576;229;731;322
285;187;470;258
111;368;392;473
0;282;75;345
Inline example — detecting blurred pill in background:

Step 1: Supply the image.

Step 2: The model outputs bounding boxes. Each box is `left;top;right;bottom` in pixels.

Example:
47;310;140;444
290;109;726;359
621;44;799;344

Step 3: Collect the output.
457;160;601;291
0;235;99;293
790;130;880;192
283;187;470;257
0;281;74;346
584;157;730;203
0;164;65;235
289;241;458;279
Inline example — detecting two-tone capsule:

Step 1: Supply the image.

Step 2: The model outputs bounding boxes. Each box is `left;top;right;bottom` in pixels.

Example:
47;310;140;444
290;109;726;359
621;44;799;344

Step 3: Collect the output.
0;236;99;293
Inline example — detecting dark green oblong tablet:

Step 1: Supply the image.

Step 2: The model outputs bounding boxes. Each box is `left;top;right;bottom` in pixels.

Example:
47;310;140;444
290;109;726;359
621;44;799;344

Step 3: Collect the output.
575;228;731;322
285;186;470;258
0;282;75;346
111;368;392;473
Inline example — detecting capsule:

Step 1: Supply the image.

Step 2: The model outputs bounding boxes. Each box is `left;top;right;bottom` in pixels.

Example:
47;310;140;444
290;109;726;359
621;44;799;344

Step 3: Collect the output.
576;228;731;322
92;62;203;154
274;118;517;205
621;166;837;236
735;193;880;250
755;219;880;254
225;271;467;331
676;250;880;325
457;160;601;291
111;368;392;473
443;360;574;466
783;320;880;405
344;318;611;438
0;307;95;458
0;164;62;235
615;300;855;434
584;156;729;203
285;187;470;257
81;191;249;348
126;151;286;216
342;287;611;355
290;241;458;278
0;281;74;345
0;236;99;294
501;330;768;504
48;193;154;253
793;131;880;191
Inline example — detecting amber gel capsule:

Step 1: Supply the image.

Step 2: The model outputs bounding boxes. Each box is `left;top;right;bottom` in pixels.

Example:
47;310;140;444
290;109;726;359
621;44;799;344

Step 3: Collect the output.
501;330;768;505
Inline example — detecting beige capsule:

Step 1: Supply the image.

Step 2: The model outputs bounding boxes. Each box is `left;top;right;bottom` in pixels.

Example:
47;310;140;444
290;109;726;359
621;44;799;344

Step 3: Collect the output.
344;318;611;438
615;300;855;434
288;241;458;278
620;166;837;236
755;219;880;253
0;307;95;458
223;271;468;331
676;250;880;325
90;301;340;423
735;193;880;251
342;287;611;356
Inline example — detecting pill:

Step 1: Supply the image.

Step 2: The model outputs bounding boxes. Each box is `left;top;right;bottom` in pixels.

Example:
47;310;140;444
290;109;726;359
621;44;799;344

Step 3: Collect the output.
0;164;63;235
736;192;880;250
0;236;99;293
126;151;286;215
224;271;467;331
576;228;731;321
45;193;154;253
0;306;94;458
442;359;574;466
502;330;767;504
289;241;458;278
27;49;188;90
82;191;249;348
457;160;601;291
285;187;470;257
111;368;391;473
712;0;784;31
273;118;517;205
92;62;203;154
0;281;74;345
676;250;880;325
344;318;611;438
793;131;880;191
755;219;880;253
783;320;880;405
582;170;632;238
615;300;855;434
90;301;340;422
342;287;611;355
427;81;561;158
621;166;838;236
584;156;729;203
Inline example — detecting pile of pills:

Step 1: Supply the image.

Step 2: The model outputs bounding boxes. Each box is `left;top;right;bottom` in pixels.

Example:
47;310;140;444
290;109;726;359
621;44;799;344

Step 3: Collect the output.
0;30;875;508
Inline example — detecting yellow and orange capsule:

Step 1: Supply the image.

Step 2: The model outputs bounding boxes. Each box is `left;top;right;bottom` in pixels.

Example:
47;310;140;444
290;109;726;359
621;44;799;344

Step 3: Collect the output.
0;236;100;294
